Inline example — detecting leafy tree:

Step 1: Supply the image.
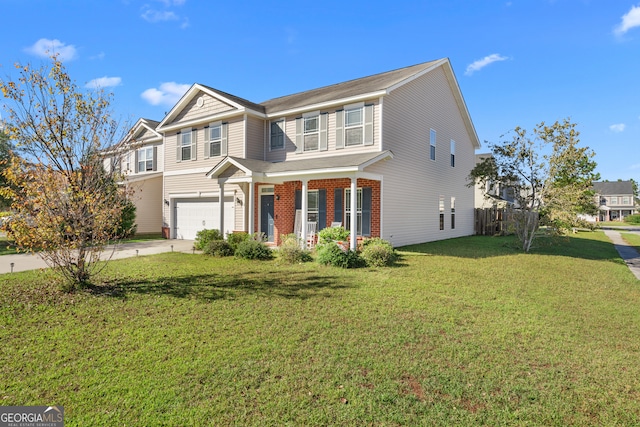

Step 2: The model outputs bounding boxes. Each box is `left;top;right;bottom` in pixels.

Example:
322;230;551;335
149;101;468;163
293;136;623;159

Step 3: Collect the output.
0;56;129;289
469;119;599;252
0;128;15;209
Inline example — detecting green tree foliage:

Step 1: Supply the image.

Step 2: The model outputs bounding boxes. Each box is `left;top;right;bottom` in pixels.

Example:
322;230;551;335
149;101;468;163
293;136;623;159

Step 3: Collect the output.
0;56;129;289
0;128;15;209
469;119;599;252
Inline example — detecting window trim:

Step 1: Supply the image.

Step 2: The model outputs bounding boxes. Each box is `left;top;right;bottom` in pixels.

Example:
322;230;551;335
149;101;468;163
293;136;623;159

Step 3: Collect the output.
303;112;320;152
345;188;363;236
430;129;436;161
450;139;455;167
344;103;364;147
206;122;222;158
178;128;194;162
137;146;154;172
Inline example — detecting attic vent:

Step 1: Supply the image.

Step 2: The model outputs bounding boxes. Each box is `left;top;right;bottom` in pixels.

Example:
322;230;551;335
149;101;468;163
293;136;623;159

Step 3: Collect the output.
196;96;204;108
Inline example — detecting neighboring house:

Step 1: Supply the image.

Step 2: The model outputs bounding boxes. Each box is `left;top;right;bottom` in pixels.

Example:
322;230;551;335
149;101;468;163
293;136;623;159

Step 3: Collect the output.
107;118;164;234
593;181;637;222
473;153;518;209
146;58;480;248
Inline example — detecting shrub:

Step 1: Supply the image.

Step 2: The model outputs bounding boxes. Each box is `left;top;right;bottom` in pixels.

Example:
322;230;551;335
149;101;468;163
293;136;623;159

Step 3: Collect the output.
226;231;249;252
360;238;397;267
317;226;350;247
194;229;223;251
235;234;273;260
116;200;137;239
316;241;362;268
278;233;313;264
204;240;234;257
626;214;640;225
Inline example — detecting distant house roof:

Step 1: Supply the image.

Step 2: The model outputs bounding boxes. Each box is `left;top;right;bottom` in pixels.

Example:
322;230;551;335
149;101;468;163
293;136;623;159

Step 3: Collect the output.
593;181;634;195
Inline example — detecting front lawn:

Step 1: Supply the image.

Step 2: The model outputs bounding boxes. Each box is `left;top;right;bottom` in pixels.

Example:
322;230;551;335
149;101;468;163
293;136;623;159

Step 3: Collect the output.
1;232;639;425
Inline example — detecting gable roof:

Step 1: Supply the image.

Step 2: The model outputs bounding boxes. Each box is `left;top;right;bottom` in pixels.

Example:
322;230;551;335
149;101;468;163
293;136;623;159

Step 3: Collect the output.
593;181;634;195
260;59;443;114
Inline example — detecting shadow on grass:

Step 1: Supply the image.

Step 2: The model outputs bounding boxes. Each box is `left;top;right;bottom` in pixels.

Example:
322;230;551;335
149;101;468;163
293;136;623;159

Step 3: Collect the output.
88;269;347;301
398;233;626;264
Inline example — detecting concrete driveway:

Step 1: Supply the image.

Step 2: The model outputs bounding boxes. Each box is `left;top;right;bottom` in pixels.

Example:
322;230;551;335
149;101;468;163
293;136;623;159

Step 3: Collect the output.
1;239;195;274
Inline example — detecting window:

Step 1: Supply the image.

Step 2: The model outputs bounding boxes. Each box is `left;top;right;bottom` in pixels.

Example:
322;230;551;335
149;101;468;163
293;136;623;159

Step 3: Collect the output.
179;129;193;161
439;195;444;230
451;197;456;229
623;196;631;205
345;106;363;146
345;188;363;236
137;146;154;172
207;124;222;157
270;120;285;151
307;190;319;223
304;115;319;151
122;152;131;173
450;140;455;167
611;196;619;205
430;129;436;161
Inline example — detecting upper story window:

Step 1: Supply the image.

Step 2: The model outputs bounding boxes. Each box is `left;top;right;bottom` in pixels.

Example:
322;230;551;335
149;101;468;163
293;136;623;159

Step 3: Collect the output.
137;146;154;172
304;115;319;151
178;128;195;161
450;140;455;167
430;129;436;161
122;152;131;173
345;107;363;146
622;196;631;205
204;122;227;158
207;124;222;157
611;196;619;204
336;104;374;149
270;120;285;151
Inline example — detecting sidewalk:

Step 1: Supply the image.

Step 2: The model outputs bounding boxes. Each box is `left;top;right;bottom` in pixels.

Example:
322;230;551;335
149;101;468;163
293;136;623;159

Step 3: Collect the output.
603;230;640;280
0;239;195;275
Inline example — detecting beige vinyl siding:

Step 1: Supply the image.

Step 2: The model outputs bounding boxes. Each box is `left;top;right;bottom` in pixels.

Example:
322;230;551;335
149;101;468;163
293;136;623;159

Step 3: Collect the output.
265;100;381;163
138;127;158;140
164;117;244;173
374;65;475;247
171;93;236;124
130;175;163;234
245;115;265;160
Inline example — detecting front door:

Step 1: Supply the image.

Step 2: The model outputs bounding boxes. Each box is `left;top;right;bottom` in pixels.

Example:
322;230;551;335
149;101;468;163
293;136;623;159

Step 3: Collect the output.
260;194;274;242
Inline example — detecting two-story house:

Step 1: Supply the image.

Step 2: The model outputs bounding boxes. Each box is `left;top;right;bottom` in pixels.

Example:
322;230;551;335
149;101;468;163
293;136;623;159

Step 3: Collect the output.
143;58;480;248
593;181;637;222
109;118;164;234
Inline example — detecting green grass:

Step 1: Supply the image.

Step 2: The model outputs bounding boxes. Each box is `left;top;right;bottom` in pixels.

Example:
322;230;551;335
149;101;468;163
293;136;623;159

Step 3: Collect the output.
1;232;639;425
0;236;17;255
621;232;640;253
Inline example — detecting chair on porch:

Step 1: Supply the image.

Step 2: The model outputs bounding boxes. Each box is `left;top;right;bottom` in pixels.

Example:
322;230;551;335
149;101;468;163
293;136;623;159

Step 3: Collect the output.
306;221;317;249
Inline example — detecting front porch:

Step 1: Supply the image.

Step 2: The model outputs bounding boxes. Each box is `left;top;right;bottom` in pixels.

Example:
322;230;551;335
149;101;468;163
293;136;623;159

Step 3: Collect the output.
206;151;392;250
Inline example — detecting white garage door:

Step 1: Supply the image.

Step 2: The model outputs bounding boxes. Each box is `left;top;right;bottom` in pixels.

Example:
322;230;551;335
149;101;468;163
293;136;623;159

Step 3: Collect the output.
174;197;234;240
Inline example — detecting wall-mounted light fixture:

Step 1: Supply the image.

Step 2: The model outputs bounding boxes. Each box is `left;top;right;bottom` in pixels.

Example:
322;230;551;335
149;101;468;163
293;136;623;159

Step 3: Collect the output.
276;195;280;200
164;199;170;206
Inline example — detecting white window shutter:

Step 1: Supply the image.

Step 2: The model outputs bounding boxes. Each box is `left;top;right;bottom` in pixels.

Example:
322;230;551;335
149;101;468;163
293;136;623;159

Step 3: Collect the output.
176;133;181;161
152;146;158;171
319;113;328;151
204;129;210;158
364;104;374;146
191;129;197;160
295;117;303;153
221;123;228;157
335;109;344;149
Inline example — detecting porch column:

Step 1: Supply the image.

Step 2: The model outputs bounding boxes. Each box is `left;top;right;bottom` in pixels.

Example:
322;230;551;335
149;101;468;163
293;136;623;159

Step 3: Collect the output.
301;179;308;248
350;177;357;251
219;181;225;236
248;182;255;235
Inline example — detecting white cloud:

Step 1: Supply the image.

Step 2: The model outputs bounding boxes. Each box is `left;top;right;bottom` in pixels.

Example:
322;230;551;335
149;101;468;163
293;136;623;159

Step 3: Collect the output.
141;8;179;23
85;76;122;89
24;38;78;61
465;54;508;76
141;82;190;106
614;4;640;36
609;123;626;132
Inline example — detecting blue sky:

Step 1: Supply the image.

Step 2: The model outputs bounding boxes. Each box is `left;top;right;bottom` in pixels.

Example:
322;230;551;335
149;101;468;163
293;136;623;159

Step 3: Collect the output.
1;0;639;185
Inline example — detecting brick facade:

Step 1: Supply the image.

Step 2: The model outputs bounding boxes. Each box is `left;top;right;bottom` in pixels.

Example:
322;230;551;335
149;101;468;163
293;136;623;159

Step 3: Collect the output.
253;178;381;246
